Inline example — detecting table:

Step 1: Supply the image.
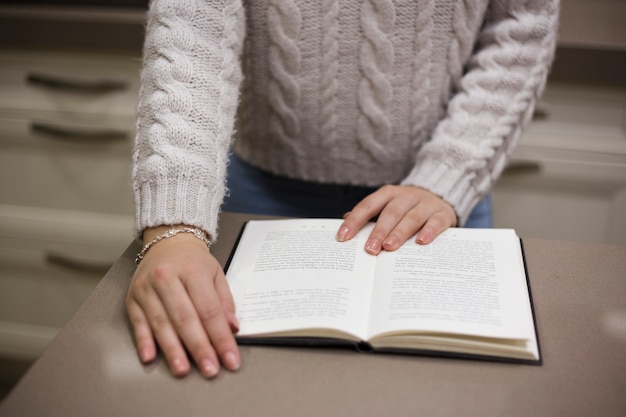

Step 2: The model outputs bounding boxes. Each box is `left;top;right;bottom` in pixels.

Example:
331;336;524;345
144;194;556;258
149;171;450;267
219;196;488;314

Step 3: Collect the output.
1;212;625;417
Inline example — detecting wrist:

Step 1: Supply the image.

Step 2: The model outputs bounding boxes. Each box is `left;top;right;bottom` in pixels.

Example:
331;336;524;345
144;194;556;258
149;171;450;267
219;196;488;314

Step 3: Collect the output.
136;225;211;265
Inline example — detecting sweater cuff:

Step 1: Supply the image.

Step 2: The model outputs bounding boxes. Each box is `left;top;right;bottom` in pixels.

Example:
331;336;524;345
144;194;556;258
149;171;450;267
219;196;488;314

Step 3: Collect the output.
134;178;224;241
400;159;482;226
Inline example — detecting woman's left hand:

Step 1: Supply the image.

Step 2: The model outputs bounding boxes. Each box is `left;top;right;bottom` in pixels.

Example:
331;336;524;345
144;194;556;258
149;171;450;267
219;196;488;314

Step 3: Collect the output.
336;185;457;254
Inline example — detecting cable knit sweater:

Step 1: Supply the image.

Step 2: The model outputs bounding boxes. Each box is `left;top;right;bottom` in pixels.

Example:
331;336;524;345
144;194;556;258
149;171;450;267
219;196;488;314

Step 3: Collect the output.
133;0;559;239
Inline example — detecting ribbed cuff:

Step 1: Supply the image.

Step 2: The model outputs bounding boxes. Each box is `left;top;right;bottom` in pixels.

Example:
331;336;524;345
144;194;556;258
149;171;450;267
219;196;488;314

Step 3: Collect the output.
134;178;224;241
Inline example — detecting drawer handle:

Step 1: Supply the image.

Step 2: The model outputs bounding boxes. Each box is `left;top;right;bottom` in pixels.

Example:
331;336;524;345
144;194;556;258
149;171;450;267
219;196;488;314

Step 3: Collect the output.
532;106;549;121
26;72;128;93
46;252;112;274
503;161;543;175
31;121;129;142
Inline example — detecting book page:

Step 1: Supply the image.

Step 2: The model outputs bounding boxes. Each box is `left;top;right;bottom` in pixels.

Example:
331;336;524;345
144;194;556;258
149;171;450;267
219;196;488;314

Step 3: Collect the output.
366;228;536;341
226;219;376;340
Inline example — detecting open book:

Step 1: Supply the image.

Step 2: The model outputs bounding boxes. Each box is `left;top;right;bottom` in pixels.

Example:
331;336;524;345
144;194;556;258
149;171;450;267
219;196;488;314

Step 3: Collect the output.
225;219;541;364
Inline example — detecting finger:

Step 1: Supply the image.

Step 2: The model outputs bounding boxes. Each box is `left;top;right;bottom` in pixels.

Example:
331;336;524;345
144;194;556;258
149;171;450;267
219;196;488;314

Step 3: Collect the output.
185;272;241;372
152;277;222;378
364;196;422;255
126;299;157;363
381;207;429;251
134;286;192;377
337;186;394;242
416;210;456;245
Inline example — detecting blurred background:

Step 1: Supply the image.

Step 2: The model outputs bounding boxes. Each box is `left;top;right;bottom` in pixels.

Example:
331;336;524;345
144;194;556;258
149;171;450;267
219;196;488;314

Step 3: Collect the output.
0;0;624;398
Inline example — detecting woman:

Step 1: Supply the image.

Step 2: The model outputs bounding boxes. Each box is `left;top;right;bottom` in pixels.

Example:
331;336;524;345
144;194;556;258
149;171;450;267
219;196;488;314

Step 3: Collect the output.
128;0;559;378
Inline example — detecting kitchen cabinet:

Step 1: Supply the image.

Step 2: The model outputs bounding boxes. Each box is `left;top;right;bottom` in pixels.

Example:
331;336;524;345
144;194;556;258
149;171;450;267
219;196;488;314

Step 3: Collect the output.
0;5;142;370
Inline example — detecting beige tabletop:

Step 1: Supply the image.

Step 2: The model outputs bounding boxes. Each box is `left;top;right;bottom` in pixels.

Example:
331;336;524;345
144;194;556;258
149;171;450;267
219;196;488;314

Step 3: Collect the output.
1;212;625;417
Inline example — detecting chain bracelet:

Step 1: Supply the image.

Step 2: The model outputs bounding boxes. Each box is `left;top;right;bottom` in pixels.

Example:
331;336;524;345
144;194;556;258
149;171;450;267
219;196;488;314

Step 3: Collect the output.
135;227;211;265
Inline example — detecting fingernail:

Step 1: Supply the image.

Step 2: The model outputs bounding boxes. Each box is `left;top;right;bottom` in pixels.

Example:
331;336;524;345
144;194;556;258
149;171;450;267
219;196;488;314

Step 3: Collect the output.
139;347;152;363
417;232;430;245
201;359;219;378
383;236;399;250
365;238;381;254
337;226;350;242
224;351;240;371
172;357;188;376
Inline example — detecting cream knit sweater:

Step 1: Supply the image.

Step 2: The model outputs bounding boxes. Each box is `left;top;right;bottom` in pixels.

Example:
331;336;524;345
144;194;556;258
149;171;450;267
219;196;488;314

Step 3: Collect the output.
133;0;559;239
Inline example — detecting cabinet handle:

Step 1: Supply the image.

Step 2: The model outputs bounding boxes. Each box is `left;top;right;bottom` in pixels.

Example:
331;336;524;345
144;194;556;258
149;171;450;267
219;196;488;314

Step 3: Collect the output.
46;252;112;274
31;121;129;142
503;161;543;175
26;72;128;93
532;106;549;121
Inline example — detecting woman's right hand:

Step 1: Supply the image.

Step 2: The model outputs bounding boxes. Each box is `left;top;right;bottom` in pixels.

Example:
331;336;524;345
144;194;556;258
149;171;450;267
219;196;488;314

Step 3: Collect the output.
125;226;240;378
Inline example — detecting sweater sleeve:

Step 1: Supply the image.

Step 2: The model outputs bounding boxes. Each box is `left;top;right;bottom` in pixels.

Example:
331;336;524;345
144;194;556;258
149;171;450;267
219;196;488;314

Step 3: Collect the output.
400;0;559;225
132;0;245;239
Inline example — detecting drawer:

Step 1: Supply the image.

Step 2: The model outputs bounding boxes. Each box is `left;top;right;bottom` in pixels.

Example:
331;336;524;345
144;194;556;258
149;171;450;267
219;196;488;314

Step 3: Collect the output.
527;82;626;155
0;110;134;215
0;51;141;117
495;143;626;246
0;204;134;276
493;165;626;246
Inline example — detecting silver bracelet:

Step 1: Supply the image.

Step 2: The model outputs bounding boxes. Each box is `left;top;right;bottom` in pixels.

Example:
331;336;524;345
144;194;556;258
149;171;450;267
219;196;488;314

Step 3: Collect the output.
135;227;211;265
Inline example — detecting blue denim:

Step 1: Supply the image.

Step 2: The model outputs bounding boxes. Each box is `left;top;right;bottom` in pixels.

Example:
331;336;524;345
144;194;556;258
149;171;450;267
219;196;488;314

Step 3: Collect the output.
222;153;492;228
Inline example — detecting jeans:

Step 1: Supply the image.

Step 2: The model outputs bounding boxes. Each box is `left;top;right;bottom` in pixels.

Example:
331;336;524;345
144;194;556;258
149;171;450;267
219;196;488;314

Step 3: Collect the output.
222;153;492;228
